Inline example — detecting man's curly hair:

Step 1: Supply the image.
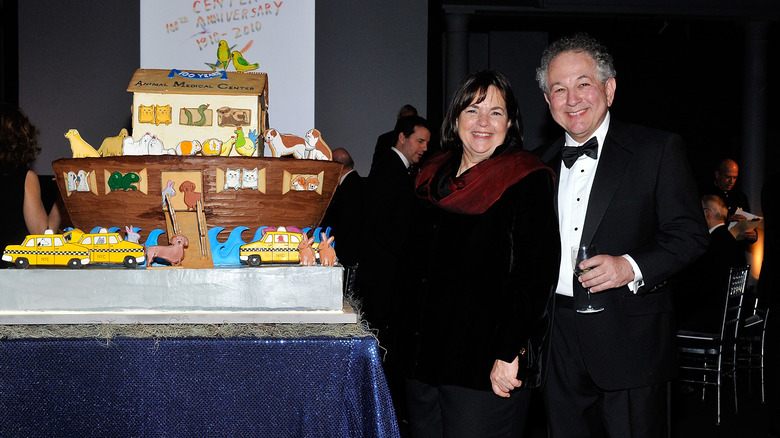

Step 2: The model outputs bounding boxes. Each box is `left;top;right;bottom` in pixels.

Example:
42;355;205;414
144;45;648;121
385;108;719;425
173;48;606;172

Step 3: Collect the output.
0;104;40;170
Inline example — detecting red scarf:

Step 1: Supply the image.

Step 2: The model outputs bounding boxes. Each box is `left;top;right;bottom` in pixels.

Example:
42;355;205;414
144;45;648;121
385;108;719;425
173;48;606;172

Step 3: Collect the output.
415;147;553;215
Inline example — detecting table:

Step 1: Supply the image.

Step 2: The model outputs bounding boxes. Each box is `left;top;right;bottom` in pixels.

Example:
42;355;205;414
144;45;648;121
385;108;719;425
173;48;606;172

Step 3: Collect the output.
0;335;399;437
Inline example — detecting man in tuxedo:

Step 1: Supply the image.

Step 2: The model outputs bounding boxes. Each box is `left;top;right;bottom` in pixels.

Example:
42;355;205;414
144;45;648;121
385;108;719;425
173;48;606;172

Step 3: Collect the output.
320;148;364;268
535;33;709;437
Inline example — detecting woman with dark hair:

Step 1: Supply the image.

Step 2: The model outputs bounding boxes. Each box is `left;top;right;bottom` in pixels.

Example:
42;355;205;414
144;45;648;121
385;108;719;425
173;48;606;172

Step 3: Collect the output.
0;105;57;267
392;70;559;436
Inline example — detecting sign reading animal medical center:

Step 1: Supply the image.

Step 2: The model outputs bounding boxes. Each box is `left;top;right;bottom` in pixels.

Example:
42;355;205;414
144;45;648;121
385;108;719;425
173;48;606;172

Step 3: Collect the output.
140;0;314;154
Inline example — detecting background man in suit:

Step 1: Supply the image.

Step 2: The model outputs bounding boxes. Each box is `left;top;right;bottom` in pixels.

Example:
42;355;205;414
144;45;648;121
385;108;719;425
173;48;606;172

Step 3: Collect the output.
373;104;418;165
358;115;430;431
535;33;709;437
701;158;758;242
320;147;365;268
359;115;430;334
677;195;747;331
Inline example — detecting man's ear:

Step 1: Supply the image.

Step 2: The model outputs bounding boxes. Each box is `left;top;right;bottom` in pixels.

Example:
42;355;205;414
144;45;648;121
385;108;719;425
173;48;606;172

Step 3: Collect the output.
605;78;616;107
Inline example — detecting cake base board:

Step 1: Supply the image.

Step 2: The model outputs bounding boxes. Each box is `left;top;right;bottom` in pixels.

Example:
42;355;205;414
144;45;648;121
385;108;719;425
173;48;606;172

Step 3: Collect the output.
0;266;351;324
0;301;357;325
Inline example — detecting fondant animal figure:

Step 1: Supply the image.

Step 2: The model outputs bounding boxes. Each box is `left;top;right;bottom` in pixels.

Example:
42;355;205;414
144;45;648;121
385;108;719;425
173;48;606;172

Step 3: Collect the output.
64;129;100;158
108;171;140;191
242;168;258;190
145;233;189;267
179;180;201;211
201;138;223;156
234;127;256;156
220;136;235;156
305;176;320;191
176;140;202;156
154;105;172;125
216;106;250;127
123;132;152;155
303;129;333;160
97;128;128;157
138;104;155;124
205;40;233;71
230;50;259;72
297;234;316;266
318;233;337;266
125;226;141;244
147;135;174;155
217;40;231;70
76;170;91;191
224;168;241;190
264;129;308;159
182;104;210;126
291;176;307;191
161;180;176;207
66;171;78;192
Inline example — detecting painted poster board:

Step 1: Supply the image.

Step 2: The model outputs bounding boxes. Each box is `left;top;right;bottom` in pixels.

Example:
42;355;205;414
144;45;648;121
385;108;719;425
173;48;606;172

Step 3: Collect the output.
140;0;314;152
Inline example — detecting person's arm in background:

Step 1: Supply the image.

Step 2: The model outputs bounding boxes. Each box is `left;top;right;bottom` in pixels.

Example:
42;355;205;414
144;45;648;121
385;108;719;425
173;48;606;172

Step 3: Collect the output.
23;169;49;234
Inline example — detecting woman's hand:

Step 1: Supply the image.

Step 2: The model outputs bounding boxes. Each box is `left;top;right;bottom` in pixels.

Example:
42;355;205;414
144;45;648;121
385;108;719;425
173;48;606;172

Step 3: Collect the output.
490;356;522;397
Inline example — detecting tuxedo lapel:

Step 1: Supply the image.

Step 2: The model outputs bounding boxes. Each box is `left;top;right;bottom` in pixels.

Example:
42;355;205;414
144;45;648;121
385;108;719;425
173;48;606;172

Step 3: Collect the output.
581;131;633;246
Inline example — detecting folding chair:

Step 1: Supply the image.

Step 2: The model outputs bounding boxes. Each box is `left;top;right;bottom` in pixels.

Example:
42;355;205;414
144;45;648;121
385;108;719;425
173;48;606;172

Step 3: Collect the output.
737;298;770;403
676;265;750;425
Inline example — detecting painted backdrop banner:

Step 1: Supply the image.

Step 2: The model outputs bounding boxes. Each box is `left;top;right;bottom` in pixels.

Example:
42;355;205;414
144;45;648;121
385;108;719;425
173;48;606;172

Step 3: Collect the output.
140;0;315;148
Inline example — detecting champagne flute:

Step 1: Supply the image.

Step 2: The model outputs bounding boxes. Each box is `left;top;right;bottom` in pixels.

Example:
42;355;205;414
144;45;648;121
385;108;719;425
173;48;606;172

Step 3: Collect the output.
572;244;604;314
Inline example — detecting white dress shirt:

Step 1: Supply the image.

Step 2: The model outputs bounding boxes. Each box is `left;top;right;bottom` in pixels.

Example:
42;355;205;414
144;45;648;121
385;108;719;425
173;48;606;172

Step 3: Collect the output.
555;112;644;296
391;147;410;169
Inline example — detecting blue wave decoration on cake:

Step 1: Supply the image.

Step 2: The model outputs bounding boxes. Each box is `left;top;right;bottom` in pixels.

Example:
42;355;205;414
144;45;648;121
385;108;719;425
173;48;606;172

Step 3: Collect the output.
209;226;250;266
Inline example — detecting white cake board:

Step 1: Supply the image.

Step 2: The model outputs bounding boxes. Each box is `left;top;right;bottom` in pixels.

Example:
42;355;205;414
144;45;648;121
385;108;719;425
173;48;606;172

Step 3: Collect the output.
0;266;356;324
0;301;358;325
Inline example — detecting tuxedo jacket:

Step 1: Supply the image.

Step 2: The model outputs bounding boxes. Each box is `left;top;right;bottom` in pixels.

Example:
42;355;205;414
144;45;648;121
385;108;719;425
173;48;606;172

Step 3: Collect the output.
373;130;396;166
357;149;415;332
540;118;710;390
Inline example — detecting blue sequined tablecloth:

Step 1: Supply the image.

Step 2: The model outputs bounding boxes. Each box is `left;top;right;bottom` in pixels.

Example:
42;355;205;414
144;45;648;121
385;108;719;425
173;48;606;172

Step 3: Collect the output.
0;336;399;437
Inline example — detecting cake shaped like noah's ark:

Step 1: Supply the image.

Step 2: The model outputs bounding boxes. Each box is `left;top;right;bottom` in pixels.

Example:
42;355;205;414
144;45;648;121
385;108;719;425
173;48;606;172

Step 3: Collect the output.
0;67;352;323
53;68;342;261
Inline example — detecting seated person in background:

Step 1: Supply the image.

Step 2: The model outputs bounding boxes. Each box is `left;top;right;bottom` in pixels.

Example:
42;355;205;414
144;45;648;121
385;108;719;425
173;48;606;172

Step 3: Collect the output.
0;104;59;268
320;147;365;268
677;194;746;331
373;104;418;165
701;158;757;242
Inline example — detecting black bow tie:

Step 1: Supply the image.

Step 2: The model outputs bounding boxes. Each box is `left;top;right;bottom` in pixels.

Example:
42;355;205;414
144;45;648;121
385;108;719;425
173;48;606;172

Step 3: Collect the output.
562;137;598;168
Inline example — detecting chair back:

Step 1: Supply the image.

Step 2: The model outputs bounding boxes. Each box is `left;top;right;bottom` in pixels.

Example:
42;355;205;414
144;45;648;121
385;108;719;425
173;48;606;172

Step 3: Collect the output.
718;265;750;344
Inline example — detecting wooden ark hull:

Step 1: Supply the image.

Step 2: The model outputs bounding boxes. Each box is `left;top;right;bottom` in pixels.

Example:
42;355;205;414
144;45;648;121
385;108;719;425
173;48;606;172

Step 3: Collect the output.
52;156;342;237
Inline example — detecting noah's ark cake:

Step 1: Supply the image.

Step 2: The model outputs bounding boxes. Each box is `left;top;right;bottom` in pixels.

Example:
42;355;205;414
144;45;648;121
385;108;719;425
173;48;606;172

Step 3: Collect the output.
0;45;353;324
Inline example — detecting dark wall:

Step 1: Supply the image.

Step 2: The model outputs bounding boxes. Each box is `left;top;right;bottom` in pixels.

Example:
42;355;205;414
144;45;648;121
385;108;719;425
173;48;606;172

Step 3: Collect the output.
18;1;140;175
1;0;18;105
